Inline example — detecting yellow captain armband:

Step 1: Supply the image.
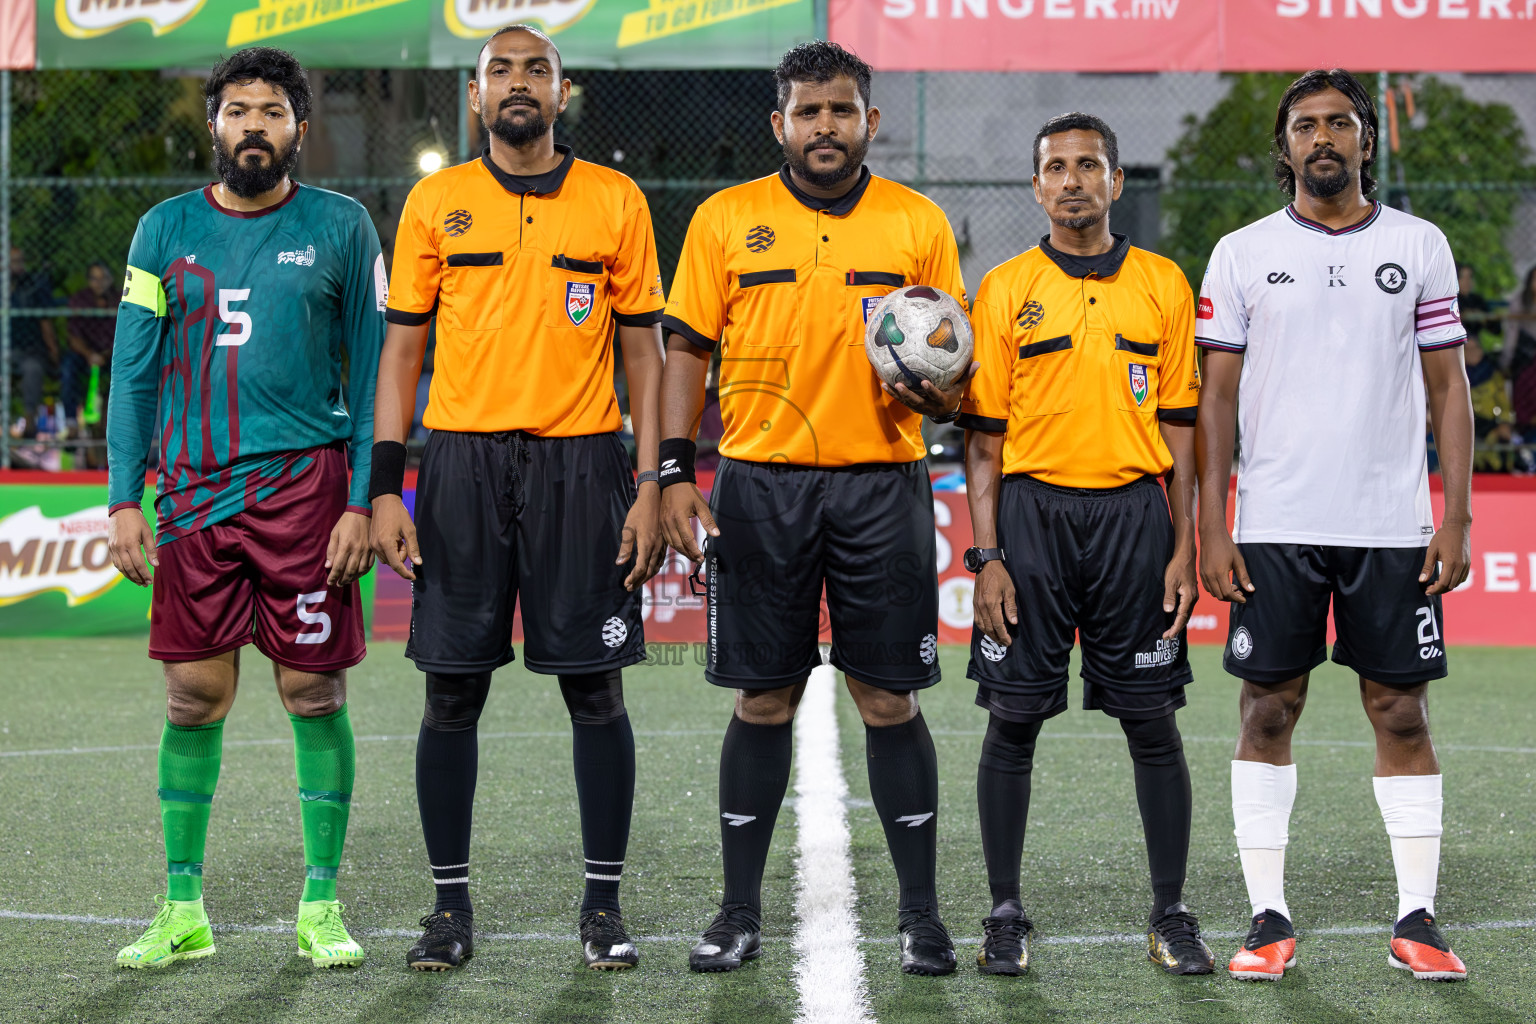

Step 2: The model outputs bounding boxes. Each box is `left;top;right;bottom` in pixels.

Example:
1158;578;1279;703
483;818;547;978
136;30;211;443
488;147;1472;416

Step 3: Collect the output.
121;265;166;316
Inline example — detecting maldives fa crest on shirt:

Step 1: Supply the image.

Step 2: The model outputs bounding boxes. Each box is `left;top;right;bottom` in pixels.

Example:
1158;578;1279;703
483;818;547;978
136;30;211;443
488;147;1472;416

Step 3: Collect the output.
566;281;594;326
1128;362;1149;406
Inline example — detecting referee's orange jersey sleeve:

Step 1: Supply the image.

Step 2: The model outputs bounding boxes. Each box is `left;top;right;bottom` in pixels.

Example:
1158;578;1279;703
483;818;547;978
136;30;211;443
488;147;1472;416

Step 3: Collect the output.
663;171;964;467
387;156;663;435
960;244;1198;488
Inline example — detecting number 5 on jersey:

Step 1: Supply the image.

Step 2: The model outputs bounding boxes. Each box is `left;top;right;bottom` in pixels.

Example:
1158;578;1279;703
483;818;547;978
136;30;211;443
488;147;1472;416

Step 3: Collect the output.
216;288;252;346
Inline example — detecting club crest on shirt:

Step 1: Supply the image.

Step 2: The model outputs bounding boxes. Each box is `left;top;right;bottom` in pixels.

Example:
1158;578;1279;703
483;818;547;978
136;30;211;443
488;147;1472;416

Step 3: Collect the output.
566;281;594;326
861;296;881;323
1017;299;1044;329
1128;362;1149;406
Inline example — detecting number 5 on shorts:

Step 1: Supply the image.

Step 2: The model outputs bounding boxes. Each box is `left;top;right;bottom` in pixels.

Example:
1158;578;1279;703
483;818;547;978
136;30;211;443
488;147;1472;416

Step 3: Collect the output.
296;591;332;645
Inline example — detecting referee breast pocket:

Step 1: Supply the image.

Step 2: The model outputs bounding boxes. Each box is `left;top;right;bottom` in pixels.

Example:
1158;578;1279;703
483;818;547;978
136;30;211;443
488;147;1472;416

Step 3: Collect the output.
845;270;905;346
729;269;800;347
441;252;506;333
544;254;608;331
1114;335;1160;413
1014;334;1076;417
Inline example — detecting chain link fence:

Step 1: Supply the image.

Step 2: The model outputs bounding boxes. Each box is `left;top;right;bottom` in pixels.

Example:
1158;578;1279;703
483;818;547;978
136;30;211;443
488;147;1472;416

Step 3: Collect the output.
5;67;1535;470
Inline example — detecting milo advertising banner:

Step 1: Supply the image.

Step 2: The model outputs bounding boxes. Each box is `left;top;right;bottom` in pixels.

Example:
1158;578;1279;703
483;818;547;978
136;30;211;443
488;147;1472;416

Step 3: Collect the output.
0;479;374;638
36;0;813;68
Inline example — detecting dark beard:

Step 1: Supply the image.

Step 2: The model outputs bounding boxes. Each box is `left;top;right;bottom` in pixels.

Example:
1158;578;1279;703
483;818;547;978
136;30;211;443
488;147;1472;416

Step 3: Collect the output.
215;135;298;199
488;102;550;148
1301;163;1350;199
783;132;869;191
1053;209;1106;231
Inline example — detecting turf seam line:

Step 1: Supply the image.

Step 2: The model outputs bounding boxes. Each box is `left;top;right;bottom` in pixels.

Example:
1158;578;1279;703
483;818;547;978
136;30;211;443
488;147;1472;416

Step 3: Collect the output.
10;730;1534;759
4;910;1532;945
790;663;876;1024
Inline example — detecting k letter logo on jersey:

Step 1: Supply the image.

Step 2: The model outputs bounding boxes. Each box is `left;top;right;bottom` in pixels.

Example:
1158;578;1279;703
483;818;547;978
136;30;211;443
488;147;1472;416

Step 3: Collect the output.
1017;300;1044;329
1375;262;1407;294
745;225;775;253
566;282;594;326
443;209;473;237
1128;363;1149;406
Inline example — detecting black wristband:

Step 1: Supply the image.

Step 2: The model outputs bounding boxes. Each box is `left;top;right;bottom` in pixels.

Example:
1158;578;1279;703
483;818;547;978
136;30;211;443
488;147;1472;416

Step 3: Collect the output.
658;437;697;488
368;440;408;502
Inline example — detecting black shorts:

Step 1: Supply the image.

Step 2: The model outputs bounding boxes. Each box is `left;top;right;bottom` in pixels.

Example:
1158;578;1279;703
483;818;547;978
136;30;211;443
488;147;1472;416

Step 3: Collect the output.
967;474;1191;723
704;457;939;691
406;430;645;675
1223;543;1448;686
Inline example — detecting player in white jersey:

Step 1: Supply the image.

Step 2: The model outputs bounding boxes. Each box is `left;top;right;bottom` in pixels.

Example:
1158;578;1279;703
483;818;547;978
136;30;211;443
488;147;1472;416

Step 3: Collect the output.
1195;70;1473;984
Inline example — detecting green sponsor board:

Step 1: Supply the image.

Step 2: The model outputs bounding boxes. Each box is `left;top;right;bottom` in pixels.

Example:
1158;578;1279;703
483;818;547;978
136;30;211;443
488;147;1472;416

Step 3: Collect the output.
36;0;812;69
0;484;373;638
37;0;433;70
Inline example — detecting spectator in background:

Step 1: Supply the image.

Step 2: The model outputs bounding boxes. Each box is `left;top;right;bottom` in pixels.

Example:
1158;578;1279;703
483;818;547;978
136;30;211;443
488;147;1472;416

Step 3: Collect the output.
63;261;118;423
1455;263;1498;343
1504;266;1536;430
7;245;58;437
1465;337;1515;472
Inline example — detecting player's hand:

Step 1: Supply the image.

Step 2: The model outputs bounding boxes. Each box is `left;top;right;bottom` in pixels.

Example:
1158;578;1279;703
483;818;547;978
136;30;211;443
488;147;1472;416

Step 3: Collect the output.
1198;527;1254;604
326;511;374;587
370;494;422;582
973;560;1017;646
107;507;157;587
1421;519;1471;595
884;362;979;419
618;484;665;592
660;482;719;567
1162;546;1199;638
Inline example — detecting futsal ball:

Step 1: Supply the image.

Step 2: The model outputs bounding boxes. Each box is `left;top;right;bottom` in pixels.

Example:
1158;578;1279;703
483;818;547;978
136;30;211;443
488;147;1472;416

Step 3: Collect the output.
864;285;974;391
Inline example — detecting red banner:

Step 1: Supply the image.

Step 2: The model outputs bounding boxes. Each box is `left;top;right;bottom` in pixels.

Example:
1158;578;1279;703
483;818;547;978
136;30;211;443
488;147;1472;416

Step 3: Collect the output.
366;473;1536;649
827;0;1536;72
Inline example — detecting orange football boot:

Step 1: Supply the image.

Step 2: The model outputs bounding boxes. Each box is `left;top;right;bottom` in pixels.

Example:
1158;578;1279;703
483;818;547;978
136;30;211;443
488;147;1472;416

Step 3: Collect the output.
1228;909;1297;981
1389;910;1467;982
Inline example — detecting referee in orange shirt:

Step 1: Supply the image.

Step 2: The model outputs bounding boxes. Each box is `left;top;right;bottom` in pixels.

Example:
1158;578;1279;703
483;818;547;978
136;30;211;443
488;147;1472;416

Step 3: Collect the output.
959;113;1213;977
369;25;666;972
659;42;967;977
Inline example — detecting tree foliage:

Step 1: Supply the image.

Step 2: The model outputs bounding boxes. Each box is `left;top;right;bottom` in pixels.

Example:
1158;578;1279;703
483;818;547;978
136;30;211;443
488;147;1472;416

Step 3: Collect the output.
1162;73;1535;295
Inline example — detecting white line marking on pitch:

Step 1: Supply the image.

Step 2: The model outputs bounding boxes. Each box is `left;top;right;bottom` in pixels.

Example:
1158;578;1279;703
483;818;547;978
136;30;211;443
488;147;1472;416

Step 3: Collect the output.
927;730;1536;756
790;663;876;1024
0;729;721;759
5;909;1530;947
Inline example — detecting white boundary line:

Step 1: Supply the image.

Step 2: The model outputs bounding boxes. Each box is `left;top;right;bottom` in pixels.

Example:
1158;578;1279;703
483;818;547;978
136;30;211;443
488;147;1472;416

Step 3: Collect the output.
5;909;1531;947
790;664;875;1024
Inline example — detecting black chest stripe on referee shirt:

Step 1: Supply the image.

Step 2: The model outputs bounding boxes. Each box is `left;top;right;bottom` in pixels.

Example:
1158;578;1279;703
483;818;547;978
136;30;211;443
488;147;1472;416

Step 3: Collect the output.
1115;335;1159;357
551;254;605;274
846;270;905;287
739;269;797;288
446;252;503;267
1020;334;1072;359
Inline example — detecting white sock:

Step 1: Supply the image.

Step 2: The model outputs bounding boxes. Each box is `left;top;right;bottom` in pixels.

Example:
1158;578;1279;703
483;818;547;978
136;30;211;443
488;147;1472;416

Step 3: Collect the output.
1373;774;1443;922
1231;760;1298;921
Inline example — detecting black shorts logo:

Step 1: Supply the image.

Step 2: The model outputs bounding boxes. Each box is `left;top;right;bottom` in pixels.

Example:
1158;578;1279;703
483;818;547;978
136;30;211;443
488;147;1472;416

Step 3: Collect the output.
1375;263;1407;294
444;209;473;237
1230;626;1254;660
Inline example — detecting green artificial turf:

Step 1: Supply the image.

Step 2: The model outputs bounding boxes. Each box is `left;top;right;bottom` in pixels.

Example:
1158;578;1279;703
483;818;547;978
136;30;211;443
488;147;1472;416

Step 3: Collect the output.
1;639;1531;1023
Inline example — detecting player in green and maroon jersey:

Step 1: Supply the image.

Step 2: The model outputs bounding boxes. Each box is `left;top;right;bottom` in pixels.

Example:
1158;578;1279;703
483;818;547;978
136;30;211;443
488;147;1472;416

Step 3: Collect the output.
105;47;384;969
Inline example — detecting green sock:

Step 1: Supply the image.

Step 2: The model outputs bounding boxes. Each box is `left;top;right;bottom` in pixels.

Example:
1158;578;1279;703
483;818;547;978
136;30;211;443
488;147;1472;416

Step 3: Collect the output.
158;718;224;902
291;704;355;902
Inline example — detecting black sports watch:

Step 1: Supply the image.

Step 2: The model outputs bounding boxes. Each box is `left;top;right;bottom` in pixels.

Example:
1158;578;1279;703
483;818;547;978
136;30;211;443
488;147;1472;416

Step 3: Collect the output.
964;547;1005;573
930;404;962;424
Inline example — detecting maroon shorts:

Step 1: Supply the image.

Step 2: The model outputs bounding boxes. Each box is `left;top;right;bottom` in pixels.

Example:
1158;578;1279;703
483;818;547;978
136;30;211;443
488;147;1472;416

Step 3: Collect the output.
149;446;366;671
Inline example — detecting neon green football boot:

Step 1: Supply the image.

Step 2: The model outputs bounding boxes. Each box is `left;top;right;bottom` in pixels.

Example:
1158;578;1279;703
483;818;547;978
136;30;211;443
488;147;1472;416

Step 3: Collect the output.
296;900;365;968
115;895;215;969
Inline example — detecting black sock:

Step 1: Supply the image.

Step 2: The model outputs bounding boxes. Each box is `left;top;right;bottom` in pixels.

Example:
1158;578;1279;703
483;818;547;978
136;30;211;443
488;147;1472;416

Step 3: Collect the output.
976;713;1043;911
561;671;635;915
866;711;940;914
1122;712;1192;921
718;714;793;916
417;671;491;916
